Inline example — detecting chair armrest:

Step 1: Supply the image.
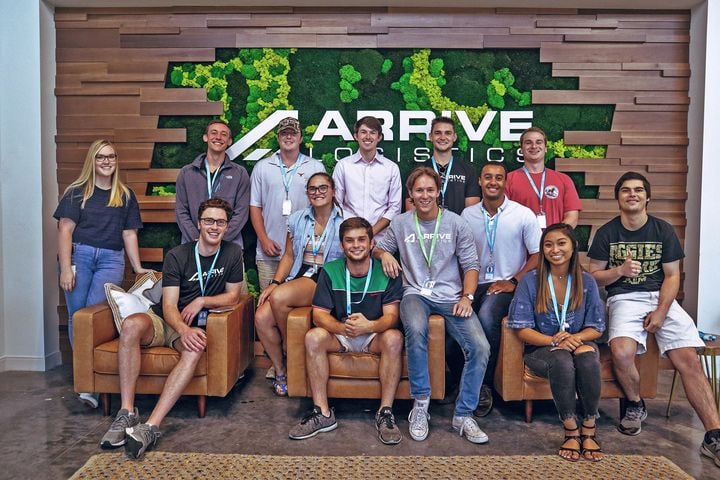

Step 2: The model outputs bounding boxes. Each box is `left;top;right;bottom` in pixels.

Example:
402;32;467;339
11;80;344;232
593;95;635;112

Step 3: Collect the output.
637;331;659;398
495;317;526;401
287;307;312;397
73;303;117;393
427;314;446;399
206;294;254;396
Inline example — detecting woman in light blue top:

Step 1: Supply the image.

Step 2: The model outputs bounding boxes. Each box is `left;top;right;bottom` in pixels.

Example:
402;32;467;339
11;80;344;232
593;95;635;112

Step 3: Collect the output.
254;172;344;395
508;223;605;462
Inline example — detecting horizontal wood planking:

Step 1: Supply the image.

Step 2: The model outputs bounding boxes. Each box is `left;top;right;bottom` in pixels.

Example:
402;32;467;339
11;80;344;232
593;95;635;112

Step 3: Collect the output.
54;6;690;270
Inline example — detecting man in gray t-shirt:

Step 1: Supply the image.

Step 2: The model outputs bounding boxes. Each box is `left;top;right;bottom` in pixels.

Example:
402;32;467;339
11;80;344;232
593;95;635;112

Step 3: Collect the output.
375;166;490;446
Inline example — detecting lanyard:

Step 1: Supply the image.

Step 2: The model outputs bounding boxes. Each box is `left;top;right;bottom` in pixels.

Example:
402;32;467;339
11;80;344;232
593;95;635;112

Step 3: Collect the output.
480;203;501;258
522;167;546;212
548;273;572;332
310;218;330;263
345;260;373;317
413;209;443;270
195;242;221;296
205;160;222;199
278;154;302;198
431;156;454;200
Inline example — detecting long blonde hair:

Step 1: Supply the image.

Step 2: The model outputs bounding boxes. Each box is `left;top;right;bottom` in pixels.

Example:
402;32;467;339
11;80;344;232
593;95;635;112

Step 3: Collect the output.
63;139;130;208
535;223;585;314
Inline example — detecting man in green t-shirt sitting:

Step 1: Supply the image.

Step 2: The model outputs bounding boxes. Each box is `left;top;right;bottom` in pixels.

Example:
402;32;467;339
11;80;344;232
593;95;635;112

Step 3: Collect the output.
288;217;404;445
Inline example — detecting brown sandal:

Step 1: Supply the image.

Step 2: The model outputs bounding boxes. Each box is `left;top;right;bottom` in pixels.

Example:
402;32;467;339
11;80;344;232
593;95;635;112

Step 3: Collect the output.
559;427;581;462
581;421;604;462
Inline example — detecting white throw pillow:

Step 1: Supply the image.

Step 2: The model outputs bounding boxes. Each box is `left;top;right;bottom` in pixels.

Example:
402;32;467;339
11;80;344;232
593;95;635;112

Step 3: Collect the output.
104;272;159;333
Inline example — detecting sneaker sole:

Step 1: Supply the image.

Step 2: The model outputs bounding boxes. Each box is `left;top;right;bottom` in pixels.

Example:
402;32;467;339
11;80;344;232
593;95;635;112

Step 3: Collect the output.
617;409;648;436
700;443;720;467
377;430;402;445
453;427;489;444
100;438;126;448
288;422;337;440
79;394;99;409
409;429;428;442
124;435;151;459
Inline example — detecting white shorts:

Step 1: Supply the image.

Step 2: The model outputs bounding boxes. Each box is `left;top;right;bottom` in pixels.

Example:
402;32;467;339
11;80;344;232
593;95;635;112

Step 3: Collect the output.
335;333;377;353
607;291;704;356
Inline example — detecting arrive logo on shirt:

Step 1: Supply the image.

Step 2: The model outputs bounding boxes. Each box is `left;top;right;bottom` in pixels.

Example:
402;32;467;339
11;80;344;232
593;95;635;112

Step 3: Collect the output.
404;233;453;243
189;267;225;282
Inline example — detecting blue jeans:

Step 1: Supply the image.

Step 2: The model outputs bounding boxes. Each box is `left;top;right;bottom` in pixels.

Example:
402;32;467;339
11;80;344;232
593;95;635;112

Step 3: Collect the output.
400;294;490;417
64;243;125;347
473;282;513;385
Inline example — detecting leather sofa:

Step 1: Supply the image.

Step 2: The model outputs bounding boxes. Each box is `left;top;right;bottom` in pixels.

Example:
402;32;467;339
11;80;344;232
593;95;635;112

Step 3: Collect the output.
73;294;255;417
286;307;446;400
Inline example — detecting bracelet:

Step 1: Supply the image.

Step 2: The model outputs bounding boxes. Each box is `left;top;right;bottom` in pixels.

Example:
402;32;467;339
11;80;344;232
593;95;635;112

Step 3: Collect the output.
509;277;519;286
270;279;281;286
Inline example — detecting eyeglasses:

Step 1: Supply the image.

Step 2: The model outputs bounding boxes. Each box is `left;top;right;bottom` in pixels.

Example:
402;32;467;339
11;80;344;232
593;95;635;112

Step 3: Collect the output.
307;184;330;195
95;154;117;163
200;217;228;227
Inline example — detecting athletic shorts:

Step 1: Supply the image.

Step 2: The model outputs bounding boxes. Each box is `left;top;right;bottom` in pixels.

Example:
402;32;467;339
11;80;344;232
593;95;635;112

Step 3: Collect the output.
607;291;704;356
335;333;377;353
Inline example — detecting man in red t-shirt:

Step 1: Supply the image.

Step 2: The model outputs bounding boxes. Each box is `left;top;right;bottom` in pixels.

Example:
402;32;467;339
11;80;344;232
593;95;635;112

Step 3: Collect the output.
506;127;582;229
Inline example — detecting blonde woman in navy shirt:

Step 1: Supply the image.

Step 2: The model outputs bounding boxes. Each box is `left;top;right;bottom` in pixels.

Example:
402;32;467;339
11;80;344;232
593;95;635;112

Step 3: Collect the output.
507;223;605;462
54;139;149;408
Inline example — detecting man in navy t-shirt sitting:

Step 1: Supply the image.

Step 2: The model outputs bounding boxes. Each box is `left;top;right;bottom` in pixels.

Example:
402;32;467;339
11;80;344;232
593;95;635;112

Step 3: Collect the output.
100;198;244;459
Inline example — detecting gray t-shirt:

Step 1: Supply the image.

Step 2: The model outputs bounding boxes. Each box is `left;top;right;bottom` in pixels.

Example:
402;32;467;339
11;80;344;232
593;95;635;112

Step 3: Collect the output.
377;209;479;303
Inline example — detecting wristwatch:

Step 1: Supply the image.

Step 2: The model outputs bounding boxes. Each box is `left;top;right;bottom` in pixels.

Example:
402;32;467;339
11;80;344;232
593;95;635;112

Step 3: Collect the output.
463;293;475;301
270;279;281;286
509;277;519;286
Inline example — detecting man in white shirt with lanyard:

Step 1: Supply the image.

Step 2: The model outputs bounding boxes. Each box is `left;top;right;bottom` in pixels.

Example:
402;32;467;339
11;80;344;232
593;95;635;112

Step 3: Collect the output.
100;198;244;459
505;127;582;229
375;167;491;444
461;162;541;417
250;117;325;289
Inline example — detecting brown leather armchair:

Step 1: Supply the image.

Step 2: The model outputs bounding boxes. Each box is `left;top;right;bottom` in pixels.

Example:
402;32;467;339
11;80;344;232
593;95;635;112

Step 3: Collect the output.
495;317;659;422
72;294;255;417
286;307;445;400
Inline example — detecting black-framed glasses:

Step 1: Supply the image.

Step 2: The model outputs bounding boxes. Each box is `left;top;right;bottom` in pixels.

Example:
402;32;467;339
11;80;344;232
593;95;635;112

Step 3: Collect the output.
307;184;330;195
200;217;228;227
95;153;117;163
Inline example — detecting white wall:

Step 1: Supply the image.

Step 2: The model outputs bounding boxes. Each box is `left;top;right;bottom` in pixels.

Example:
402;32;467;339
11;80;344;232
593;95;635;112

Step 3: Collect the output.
0;0;54;371
696;0;720;333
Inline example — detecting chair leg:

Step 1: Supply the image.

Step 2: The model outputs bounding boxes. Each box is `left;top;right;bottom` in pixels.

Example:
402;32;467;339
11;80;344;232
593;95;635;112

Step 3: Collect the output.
197;395;206;418
524;400;533;423
100;393;111;416
665;369;680;418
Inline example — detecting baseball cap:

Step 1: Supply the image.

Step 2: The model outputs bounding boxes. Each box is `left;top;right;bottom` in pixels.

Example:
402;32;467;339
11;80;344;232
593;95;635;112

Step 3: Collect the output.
277;117;301;134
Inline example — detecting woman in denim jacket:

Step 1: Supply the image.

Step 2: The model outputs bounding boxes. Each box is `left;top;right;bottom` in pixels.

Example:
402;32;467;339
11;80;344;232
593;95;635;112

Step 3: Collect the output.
255;172;344;396
54;139;150;408
508;223;606;462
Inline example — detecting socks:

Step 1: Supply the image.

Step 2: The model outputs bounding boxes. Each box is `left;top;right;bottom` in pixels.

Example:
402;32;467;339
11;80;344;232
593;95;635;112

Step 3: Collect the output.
414;397;430;412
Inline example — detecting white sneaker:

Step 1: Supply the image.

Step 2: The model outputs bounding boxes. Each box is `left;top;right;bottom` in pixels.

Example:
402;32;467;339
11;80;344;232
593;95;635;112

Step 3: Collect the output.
79;392;99;409
452;416;488;444
265;366;276;379
408;406;430;441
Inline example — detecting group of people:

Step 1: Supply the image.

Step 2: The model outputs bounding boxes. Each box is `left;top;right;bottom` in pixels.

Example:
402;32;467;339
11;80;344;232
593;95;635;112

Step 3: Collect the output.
55;115;720;468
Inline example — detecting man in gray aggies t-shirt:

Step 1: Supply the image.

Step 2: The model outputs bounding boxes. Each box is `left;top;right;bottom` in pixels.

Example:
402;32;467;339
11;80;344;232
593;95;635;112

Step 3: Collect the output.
375;166;490;445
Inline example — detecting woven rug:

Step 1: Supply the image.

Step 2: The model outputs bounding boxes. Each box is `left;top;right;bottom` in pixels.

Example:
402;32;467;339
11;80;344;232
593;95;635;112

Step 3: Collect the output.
70;452;692;479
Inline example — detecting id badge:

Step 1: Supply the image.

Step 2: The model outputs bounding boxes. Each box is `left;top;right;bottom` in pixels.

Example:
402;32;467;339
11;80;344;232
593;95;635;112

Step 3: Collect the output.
303;265;316;278
536;213;547;229
282;199;292;216
198;309;208;327
420;279;435;297
484;264;495;281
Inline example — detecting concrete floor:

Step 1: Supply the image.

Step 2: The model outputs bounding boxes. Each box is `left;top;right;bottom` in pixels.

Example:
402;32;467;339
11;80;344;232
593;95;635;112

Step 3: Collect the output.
0;363;718;480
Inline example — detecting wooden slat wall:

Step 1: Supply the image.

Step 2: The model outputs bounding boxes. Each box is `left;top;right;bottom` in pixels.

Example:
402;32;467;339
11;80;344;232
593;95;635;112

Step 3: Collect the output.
55;7;690;253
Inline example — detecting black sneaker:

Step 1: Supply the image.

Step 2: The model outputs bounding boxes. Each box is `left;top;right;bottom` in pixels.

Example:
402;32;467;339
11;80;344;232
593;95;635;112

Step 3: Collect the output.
473;385;494;417
124;423;161;459
289;406;337;440
701;431;720;467
617;399;648;436
375;407;402;445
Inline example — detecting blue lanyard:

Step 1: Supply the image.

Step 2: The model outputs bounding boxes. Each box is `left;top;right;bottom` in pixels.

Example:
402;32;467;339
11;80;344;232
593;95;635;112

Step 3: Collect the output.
548;273;572;332
310;217;330;263
194;242;221;296
480;203;501;258
431;156;454;200
345;260;373;317
522;167;546;211
205;160;222;199
278;154;302;198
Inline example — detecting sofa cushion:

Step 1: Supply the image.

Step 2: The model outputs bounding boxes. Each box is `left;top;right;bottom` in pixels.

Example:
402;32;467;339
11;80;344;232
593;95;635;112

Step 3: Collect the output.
94;339;207;377
327;352;409;380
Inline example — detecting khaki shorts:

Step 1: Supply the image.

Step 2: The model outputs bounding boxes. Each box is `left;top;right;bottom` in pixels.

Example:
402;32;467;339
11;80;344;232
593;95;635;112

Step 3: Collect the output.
256;259;280;290
142;309;181;349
